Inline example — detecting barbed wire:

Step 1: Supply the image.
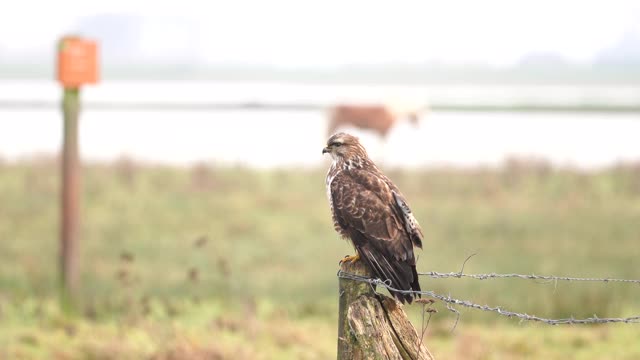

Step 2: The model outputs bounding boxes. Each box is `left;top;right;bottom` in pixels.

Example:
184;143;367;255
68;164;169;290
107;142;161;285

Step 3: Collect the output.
337;270;640;325
419;271;640;284
417;253;640;284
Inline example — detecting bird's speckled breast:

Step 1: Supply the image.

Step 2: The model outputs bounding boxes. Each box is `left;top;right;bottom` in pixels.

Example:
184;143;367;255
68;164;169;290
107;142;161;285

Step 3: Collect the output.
326;162;344;233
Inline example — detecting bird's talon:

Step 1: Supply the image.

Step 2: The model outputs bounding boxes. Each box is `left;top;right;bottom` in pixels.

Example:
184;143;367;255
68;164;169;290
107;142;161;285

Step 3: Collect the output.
339;253;361;264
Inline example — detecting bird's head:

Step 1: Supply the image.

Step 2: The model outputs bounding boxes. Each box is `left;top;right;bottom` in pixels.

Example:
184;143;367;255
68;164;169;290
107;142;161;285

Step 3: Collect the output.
322;132;369;163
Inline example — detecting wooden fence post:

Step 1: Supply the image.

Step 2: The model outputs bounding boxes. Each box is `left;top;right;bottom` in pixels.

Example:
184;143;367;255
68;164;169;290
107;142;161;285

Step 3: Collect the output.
57;35;98;312
338;260;434;360
60;87;81;311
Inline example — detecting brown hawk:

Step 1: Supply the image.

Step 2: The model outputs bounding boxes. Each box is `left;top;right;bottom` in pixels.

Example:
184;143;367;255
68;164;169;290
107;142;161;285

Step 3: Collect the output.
323;132;423;303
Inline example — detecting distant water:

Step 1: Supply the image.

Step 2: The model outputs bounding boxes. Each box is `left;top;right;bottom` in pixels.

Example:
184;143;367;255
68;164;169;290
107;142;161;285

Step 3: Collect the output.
1;80;639;169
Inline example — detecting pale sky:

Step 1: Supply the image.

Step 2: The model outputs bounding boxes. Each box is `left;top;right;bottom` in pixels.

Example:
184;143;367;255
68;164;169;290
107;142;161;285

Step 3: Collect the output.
0;0;639;66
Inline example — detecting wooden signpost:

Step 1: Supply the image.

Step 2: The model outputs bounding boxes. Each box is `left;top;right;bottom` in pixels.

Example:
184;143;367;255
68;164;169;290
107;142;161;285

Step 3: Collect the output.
56;36;99;311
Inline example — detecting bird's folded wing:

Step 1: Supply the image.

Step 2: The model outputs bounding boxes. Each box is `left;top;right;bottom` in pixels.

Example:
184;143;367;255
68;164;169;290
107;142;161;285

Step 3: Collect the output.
330;171;413;260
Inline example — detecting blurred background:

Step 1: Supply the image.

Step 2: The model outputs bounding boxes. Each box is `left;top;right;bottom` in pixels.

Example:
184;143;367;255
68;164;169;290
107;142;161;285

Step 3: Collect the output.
1;1;640;359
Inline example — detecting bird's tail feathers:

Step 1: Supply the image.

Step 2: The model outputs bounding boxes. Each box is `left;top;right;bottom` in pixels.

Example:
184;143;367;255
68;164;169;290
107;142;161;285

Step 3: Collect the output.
358;245;420;304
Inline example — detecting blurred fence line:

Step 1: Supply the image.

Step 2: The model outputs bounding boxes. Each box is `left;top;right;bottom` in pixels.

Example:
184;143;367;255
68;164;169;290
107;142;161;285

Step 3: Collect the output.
2;100;640;113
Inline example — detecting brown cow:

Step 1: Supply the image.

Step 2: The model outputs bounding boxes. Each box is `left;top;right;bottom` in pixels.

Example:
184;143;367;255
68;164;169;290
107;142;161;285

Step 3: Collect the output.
327;104;421;138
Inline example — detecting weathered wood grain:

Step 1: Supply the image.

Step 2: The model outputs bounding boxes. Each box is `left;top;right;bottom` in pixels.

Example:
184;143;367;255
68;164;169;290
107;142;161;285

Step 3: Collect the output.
338;260;434;360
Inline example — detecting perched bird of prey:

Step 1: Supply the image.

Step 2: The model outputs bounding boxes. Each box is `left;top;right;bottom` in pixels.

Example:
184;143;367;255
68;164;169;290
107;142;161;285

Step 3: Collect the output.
323;133;423;303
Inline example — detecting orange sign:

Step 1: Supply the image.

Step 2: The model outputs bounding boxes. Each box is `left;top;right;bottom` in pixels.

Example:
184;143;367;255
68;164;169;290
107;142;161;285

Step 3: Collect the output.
57;36;99;88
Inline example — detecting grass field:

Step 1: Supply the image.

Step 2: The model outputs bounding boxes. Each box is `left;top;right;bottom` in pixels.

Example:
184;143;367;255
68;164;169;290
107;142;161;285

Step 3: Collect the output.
1;157;639;359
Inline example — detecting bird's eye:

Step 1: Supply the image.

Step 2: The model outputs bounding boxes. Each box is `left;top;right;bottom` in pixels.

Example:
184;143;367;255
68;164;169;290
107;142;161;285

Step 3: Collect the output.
334;143;342;147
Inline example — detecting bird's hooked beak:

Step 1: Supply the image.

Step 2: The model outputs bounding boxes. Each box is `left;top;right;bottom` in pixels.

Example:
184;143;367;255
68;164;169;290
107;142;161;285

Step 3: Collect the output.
322;146;330;155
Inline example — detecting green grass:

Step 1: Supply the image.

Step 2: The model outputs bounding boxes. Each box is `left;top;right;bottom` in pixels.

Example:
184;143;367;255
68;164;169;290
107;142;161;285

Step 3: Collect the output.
1;157;639;359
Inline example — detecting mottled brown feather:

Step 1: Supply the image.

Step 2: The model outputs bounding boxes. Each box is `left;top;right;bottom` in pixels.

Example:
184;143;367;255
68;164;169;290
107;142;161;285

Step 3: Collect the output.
324;133;424;303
